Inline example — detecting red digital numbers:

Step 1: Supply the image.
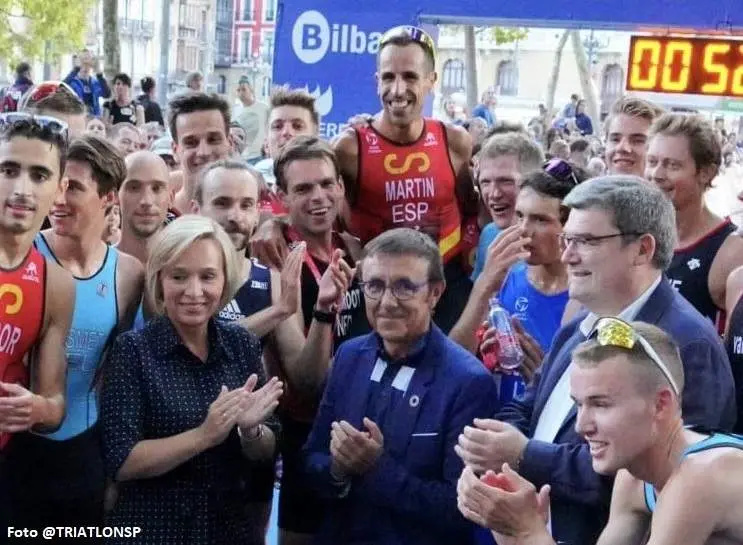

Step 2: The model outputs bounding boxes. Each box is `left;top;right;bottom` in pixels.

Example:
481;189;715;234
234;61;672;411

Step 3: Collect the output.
627;36;743;97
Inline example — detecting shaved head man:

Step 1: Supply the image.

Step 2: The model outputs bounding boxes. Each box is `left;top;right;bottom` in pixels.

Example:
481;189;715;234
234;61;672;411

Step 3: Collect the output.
117;151;171;264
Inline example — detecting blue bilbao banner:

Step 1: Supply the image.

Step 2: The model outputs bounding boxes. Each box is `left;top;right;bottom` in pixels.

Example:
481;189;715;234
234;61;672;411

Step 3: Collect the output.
273;5;437;140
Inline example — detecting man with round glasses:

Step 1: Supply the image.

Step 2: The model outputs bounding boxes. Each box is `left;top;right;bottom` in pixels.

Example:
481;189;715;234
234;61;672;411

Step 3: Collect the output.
0;113;75;526
304;227;499;545
457;319;743;545
454;176;735;545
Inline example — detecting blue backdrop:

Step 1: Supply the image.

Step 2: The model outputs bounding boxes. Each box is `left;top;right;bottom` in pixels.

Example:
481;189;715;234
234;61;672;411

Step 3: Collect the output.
272;0;743;138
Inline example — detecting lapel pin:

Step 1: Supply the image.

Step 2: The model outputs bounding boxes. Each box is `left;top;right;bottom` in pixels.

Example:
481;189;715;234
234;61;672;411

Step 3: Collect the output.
409;395;420;408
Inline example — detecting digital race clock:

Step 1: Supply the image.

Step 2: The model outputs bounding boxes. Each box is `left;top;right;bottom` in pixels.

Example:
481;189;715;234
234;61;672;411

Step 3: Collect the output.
626;35;743;97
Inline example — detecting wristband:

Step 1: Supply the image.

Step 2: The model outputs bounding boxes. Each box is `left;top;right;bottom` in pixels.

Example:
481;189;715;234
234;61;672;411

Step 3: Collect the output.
313;308;336;324
238;424;263;442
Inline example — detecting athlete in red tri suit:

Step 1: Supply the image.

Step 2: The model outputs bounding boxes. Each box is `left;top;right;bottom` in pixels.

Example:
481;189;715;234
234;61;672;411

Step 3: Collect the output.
0;113;74;460
334;26;479;333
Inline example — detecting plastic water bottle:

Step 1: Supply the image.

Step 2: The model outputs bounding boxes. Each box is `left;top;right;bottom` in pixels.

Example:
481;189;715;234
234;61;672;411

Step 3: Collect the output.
487;297;524;371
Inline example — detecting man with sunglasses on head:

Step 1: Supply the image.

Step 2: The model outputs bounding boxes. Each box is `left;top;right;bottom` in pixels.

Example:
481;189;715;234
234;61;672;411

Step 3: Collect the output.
333;25;480;334
20;82;88;139
458;320;743;545
304;227;499;545
454;176;735;545
0;114;75;528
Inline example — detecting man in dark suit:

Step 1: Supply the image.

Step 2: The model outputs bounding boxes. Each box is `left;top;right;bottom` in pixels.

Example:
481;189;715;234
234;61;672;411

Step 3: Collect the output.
455;176;736;545
303;228;499;545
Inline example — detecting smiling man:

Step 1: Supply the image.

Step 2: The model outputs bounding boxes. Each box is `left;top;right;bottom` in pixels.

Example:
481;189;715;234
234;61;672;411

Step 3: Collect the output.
333;25;479;334
603;97;663;177
458;321;743;545
168;93;233;214
303;227;498;545
646;113;743;333
453;176;736;545
0;115;75;531
31;134;142;529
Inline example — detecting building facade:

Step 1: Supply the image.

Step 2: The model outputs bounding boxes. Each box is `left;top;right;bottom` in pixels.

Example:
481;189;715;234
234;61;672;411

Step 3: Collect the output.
214;0;276;101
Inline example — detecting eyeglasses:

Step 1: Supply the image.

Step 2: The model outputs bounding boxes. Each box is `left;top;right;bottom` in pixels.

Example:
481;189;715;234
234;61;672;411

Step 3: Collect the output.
18;81;81;111
558;232;642;251
589;317;680;396
0;112;69;142
544;158;580;186
380;25;437;68
359;278;428;301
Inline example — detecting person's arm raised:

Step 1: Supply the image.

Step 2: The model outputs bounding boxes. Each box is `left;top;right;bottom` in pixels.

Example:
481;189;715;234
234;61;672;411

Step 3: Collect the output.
449;225;531;352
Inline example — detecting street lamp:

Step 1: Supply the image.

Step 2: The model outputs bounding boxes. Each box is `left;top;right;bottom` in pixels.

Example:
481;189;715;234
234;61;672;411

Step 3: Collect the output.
244;41;271;96
582;30;610;76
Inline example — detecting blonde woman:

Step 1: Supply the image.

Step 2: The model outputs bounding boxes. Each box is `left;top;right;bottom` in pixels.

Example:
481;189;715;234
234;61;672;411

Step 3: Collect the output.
100;215;283;544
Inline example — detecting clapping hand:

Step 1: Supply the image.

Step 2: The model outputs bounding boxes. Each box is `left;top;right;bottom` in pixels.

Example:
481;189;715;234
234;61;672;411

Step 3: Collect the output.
330;418;384;478
236;375;283;432
277;243;306;317
457;464;551;543
316;249;356;312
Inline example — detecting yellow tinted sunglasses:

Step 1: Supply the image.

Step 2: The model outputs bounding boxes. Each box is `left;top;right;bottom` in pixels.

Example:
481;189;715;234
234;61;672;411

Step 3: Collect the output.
380;25;437;68
590;317;680;396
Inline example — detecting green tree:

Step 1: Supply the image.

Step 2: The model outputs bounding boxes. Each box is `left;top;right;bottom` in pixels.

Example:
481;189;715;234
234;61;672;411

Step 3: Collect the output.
0;0;94;64
102;0;120;80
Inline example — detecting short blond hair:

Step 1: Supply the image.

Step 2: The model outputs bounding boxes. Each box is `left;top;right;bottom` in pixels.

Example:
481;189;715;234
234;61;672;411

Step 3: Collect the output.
572;321;685;398
145;215;242;315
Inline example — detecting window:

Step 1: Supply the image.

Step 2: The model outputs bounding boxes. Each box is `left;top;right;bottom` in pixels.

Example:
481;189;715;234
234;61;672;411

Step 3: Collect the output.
496;60;518;97
262;76;272;98
601;64;624;115
239;30;253;63
262;30;275;64
264;0;276;22
215;26;232;67
441;59;465;96
241;0;254;21
218;75;227;94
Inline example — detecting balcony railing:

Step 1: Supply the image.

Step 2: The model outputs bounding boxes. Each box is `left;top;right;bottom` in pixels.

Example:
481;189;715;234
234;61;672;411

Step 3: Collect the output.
118;18;155;38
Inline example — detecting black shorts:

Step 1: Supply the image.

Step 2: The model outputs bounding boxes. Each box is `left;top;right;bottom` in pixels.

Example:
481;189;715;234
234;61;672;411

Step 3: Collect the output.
434;260;473;334
246;457;277;503
277;415;325;534
0;425;105;534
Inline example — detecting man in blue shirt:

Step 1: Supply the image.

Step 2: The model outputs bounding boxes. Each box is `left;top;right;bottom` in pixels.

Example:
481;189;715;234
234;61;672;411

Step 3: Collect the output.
304;228;499;545
470;133;544;283
64;50;109;117
471;89;497;128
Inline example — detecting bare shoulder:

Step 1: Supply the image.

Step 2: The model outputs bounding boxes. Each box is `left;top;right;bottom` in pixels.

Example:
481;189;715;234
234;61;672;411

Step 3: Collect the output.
442;122;473;155
724;264;743;313
117;251;145;292
612;469;648;513
716;232;743;273
332;128;359;160
44;259;75;324
661;445;743;509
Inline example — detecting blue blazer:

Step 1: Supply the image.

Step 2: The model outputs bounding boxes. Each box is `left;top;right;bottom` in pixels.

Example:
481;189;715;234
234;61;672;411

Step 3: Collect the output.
497;278;736;545
303;325;499;545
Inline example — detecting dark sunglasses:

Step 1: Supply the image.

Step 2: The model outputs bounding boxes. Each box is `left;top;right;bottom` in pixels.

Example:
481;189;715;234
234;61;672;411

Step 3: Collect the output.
543;158;579;186
18;81;82;111
0;112;70;142
380;25;437;68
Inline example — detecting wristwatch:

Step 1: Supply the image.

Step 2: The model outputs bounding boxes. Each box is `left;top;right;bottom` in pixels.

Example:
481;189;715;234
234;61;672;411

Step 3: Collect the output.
313;307;336;324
